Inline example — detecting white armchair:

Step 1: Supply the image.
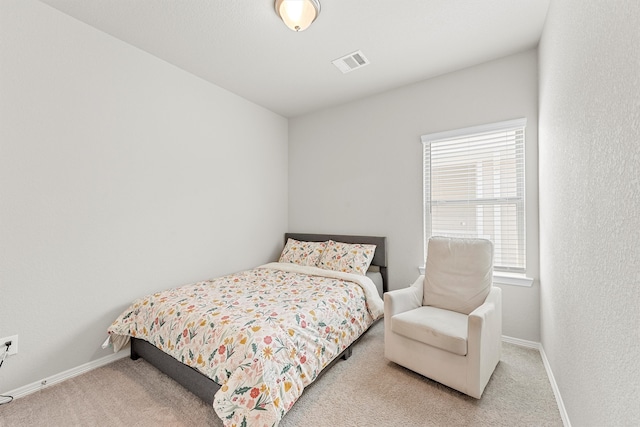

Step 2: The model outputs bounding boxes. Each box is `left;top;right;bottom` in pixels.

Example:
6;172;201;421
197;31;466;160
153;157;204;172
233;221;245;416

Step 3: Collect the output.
384;236;502;398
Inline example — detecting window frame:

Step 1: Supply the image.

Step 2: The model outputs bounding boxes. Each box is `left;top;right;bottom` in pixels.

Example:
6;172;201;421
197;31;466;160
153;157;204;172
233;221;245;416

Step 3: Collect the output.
421;118;528;276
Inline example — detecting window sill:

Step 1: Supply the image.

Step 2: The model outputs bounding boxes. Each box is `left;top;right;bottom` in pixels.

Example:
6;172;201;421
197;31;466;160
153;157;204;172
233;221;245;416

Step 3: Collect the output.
417;267;534;287
492;272;534;287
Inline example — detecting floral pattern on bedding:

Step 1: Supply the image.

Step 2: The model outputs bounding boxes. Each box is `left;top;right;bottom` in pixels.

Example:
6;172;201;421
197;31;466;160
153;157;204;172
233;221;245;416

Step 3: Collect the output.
318;240;376;275
278;238;327;267
108;264;380;427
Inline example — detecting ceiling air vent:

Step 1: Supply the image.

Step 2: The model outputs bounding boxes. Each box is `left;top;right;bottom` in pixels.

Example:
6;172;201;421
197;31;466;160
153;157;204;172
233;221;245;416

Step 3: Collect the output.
332;50;370;74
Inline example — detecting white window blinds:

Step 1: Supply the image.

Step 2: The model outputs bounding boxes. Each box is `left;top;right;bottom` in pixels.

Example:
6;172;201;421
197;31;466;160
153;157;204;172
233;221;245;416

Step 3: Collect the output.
422;118;527;273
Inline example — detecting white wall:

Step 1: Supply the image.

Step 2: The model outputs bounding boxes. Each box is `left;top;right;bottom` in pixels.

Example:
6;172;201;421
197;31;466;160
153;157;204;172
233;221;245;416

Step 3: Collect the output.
0;0;287;393
538;1;640;425
289;50;540;341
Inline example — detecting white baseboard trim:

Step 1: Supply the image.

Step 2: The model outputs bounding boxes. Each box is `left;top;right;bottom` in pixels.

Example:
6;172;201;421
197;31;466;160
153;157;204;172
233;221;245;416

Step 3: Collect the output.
539;344;572;427
501;335;571;427
3;350;129;400
502;334;540;349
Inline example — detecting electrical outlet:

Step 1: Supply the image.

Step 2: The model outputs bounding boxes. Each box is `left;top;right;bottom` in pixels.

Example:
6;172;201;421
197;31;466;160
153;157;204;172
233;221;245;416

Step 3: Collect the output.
1;335;18;356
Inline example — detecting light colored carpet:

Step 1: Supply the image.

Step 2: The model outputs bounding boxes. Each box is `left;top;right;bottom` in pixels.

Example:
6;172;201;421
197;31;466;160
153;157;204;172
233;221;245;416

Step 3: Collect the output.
0;322;562;426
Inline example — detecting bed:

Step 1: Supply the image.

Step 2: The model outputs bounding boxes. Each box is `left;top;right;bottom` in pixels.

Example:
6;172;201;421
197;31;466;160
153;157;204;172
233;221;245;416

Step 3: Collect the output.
107;233;387;427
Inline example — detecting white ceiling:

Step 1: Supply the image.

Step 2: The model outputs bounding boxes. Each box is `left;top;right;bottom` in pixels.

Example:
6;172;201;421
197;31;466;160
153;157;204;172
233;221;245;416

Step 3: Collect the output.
38;0;550;118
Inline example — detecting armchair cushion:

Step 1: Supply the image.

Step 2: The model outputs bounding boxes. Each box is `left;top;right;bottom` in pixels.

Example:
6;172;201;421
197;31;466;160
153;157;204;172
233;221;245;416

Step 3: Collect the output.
423;236;494;315
391;306;468;356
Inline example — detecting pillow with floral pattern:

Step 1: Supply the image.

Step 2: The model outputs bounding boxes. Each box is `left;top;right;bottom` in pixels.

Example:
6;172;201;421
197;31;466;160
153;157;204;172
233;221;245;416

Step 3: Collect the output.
318;240;376;275
278;238;327;267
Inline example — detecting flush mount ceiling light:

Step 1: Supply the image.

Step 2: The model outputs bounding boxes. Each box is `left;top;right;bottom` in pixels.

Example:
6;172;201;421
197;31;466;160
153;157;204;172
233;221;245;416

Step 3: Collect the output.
275;0;321;32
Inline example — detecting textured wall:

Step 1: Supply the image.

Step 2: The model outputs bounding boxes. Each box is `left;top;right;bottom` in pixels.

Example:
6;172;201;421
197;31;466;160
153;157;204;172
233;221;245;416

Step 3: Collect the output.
0;0;287;393
289;50;540;341
538;0;640;425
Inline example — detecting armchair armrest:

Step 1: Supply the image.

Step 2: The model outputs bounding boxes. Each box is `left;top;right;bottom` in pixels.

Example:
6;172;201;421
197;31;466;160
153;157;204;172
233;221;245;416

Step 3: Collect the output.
384;275;424;318
466;286;502;398
469;286;502;324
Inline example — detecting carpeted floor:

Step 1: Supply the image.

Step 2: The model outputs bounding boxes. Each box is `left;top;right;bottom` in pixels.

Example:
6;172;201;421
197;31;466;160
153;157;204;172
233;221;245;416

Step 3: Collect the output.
0;321;562;426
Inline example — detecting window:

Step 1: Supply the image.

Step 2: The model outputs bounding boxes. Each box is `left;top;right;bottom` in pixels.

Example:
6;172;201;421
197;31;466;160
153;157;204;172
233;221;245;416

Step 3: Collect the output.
422;118;527;273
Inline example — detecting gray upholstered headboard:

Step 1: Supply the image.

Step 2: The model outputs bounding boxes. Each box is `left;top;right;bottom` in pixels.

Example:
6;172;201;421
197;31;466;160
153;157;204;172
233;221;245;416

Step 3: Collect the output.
284;233;388;293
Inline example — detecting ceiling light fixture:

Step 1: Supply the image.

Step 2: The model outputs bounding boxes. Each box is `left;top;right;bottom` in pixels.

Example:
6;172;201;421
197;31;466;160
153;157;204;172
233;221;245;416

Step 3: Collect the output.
275;0;321;32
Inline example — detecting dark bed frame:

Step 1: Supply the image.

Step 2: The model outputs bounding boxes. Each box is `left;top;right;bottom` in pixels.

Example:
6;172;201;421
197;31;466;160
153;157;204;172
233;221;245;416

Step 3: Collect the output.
131;233;388;406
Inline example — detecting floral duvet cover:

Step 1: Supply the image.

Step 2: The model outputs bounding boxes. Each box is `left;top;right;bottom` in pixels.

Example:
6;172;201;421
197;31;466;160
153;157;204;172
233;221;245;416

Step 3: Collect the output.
108;262;384;427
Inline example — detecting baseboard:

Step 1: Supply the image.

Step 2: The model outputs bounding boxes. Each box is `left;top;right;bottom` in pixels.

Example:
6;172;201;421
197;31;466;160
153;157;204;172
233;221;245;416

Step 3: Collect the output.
3;350;129;400
502;334;540;349
501;335;571;427
539;344;572;427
